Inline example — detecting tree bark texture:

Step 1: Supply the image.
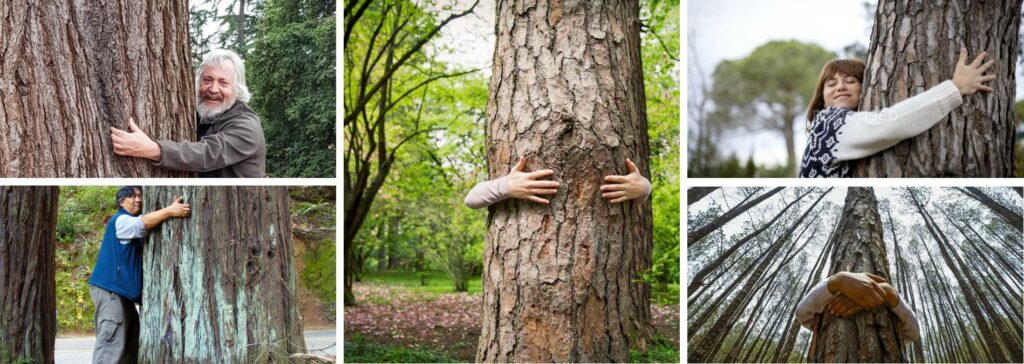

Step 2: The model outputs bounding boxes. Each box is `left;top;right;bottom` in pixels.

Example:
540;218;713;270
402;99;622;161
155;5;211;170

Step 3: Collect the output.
0;186;57;363
0;1;196;177
140;186;304;362
809;187;904;362
856;1;1021;177
477;1;653;362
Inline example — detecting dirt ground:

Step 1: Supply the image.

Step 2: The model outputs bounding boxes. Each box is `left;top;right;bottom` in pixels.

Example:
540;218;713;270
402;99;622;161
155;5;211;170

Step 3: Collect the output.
344;282;680;361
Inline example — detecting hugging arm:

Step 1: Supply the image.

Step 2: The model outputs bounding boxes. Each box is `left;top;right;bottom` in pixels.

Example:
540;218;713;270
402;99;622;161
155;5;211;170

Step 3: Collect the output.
834;49;994;161
795;272;920;341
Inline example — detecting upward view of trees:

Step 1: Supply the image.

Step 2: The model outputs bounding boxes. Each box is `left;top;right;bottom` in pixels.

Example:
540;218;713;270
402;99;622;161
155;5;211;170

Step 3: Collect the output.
688;187;1023;363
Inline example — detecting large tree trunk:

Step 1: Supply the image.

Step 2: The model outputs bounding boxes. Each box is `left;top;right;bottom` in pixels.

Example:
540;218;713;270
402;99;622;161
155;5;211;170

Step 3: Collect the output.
140;186;305;362
0;1;196;177
808;187;904;362
476;1;653;362
0;187;57;363
856;1;1021;177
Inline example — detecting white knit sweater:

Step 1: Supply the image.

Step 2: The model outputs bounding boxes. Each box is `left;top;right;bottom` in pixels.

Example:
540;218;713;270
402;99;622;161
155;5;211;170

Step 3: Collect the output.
799;80;963;178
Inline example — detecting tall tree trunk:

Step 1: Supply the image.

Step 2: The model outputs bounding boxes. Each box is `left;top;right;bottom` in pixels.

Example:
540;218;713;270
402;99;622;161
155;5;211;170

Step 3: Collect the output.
0;187;57;363
476;1;653;362
0;1;196;177
687;187;719;206
236;0;247;51
688;187;785;246
856;1;1021;177
140;186;305;362
959;187;1023;232
808;187;904;362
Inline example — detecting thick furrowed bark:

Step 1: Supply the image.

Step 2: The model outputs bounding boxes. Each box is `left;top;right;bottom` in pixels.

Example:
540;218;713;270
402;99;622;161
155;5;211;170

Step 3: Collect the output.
0;187;58;363
0;1;196;177
140;186;305;362
477;1;654;362
856;1;1021;177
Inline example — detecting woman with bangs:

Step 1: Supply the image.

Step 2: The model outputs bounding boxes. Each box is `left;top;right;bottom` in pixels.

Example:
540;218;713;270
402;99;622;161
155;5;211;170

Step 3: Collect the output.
799;48;997;178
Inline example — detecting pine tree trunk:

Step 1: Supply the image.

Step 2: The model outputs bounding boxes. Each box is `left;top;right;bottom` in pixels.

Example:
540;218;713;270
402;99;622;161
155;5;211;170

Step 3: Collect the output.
960;187;1022;232
687;187;719;206
0;186;58;363
0;2;196;177
808;187;904;362
856;1;1021;177
139;186;305;362
688;187;784;246
476;1;653;362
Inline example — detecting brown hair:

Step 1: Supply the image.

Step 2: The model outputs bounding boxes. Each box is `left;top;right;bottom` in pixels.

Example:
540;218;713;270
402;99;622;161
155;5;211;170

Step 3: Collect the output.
805;58;866;129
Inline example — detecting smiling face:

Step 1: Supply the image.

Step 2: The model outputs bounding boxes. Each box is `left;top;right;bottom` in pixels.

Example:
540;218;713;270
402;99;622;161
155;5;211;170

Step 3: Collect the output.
119;188;143;215
197;61;238;118
822;72;861;110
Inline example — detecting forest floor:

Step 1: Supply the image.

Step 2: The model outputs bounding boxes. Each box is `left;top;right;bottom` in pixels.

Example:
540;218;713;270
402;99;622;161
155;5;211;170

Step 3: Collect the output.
344;272;680;362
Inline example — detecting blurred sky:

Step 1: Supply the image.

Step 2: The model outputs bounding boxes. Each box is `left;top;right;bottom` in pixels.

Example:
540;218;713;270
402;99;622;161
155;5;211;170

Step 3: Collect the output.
688;0;1024;167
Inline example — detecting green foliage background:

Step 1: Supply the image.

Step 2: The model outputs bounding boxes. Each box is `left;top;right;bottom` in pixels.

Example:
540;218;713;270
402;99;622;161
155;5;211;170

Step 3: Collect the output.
190;0;337;177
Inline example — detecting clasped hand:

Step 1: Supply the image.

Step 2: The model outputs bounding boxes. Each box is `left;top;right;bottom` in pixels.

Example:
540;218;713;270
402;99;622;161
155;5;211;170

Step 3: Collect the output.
826;271;900;317
507;156;647;204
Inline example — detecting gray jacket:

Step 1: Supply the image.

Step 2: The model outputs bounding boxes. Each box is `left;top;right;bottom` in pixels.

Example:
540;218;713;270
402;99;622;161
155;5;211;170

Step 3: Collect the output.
154;101;266;177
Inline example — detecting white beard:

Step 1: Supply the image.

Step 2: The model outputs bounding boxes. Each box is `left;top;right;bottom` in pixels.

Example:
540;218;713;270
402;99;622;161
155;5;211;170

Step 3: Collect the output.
197;98;233;119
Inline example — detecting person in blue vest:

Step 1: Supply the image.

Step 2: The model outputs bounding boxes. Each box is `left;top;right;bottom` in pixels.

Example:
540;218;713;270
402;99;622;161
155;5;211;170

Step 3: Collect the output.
88;186;190;363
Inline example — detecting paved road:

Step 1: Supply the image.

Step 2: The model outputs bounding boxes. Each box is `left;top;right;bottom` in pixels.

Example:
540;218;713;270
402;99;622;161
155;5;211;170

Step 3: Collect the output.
56;330;336;363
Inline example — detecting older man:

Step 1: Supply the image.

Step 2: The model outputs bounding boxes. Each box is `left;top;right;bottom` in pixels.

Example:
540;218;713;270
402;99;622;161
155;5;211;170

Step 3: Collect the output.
89;186;190;363
110;49;267;177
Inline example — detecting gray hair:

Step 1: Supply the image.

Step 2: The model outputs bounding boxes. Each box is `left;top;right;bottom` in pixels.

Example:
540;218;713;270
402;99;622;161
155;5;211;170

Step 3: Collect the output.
196;49;251;103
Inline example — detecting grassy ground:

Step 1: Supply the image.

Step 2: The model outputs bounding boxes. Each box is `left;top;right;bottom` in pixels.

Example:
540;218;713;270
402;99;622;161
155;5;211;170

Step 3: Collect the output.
344;271;680;363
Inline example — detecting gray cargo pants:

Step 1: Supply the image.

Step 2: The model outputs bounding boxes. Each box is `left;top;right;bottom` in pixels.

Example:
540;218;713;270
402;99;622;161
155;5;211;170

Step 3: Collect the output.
90;285;139;364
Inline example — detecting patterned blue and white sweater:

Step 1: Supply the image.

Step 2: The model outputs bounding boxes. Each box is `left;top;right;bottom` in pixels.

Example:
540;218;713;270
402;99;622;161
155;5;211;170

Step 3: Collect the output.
799;80;962;178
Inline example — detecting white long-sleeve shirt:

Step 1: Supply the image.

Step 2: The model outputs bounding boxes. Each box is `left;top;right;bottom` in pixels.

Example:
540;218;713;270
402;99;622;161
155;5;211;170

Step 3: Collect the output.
800;80;963;178
795;280;921;342
464;175;651;209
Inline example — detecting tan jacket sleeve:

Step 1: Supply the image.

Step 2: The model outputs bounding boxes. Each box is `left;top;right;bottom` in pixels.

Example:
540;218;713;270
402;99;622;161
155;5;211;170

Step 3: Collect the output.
154;117;265;172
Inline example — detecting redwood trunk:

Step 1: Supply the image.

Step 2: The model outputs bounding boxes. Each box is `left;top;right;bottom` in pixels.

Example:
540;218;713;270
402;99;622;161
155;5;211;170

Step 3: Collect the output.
809;187;904;362
477;1;653;362
856;1;1021;177
0;186;58;363
140;186;304;362
0;1;196;177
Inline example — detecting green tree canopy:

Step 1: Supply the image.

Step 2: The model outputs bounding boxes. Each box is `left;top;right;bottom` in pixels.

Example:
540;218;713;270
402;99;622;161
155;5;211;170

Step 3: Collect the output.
710;40;834;175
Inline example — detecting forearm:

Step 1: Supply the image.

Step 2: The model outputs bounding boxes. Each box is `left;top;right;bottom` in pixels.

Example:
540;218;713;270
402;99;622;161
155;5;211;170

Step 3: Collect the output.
140;208;172;229
795;281;832;328
835;80;962;160
465;176;510;209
